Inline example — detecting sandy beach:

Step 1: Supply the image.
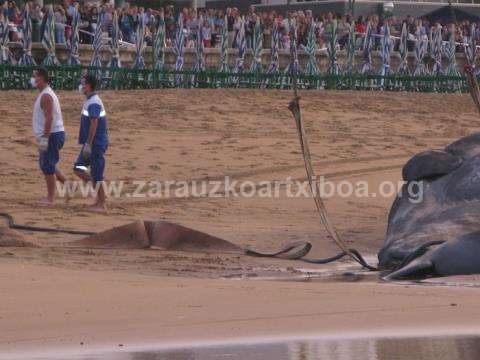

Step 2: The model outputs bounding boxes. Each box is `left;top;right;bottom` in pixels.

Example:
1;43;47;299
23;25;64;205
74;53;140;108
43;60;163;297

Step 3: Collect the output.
1;89;480;356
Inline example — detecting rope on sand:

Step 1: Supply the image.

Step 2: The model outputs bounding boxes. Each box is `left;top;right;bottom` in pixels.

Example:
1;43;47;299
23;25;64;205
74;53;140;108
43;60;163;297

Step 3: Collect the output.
0;213;95;236
279;68;377;271
245;241;375;269
244;68;378;271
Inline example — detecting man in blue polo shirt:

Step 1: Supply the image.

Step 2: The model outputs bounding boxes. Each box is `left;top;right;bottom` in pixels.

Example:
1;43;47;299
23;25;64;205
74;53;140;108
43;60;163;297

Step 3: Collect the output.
74;74;109;212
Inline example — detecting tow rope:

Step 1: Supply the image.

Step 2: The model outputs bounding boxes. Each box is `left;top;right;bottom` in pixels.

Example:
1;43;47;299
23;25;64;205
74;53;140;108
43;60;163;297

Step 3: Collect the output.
245;241;376;269
0;213;95;236
289;57;377;270
245;37;378;271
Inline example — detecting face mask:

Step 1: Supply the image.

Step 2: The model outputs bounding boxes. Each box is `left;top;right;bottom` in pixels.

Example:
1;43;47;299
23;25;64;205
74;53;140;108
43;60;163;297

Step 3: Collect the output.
78;84;84;94
30;77;37;88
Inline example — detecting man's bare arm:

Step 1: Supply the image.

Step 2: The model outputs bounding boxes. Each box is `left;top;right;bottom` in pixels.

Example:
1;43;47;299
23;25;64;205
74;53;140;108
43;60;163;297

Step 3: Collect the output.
87;118;99;145
40;94;53;137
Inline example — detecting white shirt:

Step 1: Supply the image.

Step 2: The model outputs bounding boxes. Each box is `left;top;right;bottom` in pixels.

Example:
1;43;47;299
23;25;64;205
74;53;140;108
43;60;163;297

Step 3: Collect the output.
32;86;65;138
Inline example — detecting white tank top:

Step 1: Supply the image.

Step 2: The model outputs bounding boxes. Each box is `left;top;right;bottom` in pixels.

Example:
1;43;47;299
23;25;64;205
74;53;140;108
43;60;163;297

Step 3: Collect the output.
32;86;65;138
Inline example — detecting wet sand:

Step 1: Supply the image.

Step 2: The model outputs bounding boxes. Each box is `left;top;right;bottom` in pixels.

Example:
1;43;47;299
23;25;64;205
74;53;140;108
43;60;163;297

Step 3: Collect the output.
1;89;480;355
2;261;480;359
15;335;480;360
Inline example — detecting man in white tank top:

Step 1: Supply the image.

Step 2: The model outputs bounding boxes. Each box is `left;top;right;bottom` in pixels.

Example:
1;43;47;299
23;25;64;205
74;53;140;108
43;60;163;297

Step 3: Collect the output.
31;67;68;204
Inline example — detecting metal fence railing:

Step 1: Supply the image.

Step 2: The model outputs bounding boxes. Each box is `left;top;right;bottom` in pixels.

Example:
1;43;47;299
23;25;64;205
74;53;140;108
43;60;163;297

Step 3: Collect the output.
0;65;471;93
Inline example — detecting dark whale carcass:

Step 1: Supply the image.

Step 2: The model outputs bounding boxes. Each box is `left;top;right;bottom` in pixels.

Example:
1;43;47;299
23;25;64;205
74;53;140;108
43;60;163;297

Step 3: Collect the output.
379;133;480;280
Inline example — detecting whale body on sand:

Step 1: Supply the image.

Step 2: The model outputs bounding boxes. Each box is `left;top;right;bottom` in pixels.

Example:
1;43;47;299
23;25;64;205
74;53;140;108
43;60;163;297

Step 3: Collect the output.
379;133;480;279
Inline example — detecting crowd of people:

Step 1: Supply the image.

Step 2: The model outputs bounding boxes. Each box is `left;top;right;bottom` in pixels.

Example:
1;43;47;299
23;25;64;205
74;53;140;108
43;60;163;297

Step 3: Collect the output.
1;0;480;52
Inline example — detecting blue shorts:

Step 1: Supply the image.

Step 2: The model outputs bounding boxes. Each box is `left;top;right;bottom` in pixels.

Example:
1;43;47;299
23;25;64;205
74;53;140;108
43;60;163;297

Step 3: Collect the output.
39;131;65;175
74;144;106;182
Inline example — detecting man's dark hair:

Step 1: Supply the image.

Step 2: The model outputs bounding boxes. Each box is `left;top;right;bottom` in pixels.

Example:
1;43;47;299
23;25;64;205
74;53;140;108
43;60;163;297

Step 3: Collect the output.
84;74;98;91
35;67;50;83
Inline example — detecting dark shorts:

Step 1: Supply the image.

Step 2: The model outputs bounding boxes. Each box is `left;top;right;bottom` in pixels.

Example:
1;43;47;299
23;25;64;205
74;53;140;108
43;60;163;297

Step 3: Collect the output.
39;131;65;175
74;144;106;182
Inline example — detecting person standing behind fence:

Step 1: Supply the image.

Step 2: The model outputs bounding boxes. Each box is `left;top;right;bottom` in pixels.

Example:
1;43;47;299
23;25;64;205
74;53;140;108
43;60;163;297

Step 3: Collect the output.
54;4;66;44
90;5;99;34
31;67;69;205
245;5;255;49
120;3;133;43
226;7;235;48
164;5;175;45
74;75;109;213
233;9;242;49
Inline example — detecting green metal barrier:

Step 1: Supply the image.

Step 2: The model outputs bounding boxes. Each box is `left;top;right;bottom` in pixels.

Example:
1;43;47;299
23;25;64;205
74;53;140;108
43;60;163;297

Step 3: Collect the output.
0;65;470;93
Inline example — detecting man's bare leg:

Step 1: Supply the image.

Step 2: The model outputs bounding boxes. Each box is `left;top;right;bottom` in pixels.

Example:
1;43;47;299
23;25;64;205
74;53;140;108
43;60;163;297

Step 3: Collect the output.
55;168;67;183
40;174;56;204
74;171;107;212
74;170;91;183
55;168;71;202
90;181;107;212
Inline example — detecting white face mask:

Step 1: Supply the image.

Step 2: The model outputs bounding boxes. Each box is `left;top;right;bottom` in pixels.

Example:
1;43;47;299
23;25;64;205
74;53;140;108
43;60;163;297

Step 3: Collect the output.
78;84;84;94
30;77;37;88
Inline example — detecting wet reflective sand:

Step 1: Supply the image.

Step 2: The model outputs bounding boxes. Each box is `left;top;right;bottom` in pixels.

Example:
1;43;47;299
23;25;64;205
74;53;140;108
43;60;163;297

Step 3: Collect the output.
24;335;480;360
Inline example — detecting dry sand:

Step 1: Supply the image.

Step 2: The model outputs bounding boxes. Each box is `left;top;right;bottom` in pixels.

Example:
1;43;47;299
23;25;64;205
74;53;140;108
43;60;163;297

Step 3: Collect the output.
1;89;480;355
